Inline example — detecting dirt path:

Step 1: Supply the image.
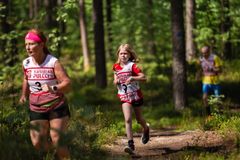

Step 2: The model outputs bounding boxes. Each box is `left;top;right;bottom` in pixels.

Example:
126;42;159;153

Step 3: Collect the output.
102;129;236;158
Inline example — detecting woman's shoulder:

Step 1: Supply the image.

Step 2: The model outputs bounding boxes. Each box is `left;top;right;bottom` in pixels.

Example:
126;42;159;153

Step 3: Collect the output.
22;57;31;67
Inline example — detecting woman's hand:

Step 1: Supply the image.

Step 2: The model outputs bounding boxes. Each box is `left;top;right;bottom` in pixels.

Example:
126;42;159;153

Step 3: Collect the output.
113;74;120;85
41;84;54;93
125;76;133;84
19;95;27;104
113;78;120;85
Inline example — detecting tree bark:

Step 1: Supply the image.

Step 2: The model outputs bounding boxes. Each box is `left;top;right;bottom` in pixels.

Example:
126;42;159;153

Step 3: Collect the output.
79;0;90;72
0;0;10;47
146;0;157;55
58;0;66;34
44;0;58;28
171;0;187;110
29;0;41;19
185;0;196;61
106;0;113;60
44;0;63;56
220;0;232;59
93;0;107;88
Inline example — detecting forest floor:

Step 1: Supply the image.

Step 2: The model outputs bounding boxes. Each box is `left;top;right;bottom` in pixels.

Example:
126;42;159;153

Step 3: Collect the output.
102;128;236;159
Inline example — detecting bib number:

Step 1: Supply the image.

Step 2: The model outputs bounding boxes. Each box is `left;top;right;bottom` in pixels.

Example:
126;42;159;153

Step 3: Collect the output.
122;84;127;93
33;82;42;91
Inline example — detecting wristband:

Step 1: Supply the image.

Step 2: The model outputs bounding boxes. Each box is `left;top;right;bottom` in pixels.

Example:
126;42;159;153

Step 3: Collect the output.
51;85;58;92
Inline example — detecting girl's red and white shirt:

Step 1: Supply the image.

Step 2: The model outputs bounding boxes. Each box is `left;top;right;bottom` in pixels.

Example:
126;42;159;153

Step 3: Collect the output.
113;61;143;103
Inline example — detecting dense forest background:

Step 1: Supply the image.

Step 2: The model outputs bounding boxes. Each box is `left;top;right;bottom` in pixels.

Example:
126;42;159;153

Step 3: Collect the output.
1;0;240;159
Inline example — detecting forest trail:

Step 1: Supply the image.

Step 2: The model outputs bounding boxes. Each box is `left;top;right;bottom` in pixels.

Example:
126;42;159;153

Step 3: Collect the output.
102;129;236;158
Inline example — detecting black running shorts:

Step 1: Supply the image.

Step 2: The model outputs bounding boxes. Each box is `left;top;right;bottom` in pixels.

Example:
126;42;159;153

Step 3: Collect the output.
122;99;144;107
29;102;70;121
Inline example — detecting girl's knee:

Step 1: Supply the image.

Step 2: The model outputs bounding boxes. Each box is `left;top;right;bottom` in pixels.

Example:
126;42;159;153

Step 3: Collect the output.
125;118;132;124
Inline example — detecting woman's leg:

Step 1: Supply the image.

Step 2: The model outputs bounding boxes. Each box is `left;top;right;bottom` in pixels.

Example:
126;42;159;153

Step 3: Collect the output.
203;93;210;115
49;116;70;160
30;120;51;151
122;103;133;140
202;84;211;116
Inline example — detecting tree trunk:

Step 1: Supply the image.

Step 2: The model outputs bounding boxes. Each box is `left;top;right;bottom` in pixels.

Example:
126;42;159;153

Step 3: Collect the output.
29;0;33;18
58;0;66;34
79;0;90;72
44;0;58;28
44;0;62;56
0;0;10;56
57;0;66;57
106;0;113;60
146;0;157;55
93;0;107;88
171;0;187;110
185;0;196;61
220;0;232;59
29;0;41;19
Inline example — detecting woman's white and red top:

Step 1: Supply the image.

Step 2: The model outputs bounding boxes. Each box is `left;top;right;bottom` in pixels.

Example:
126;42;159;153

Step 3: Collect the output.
22;54;64;112
113;61;143;103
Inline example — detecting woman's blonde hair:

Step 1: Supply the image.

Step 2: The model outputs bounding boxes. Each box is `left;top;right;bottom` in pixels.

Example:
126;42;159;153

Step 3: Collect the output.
115;44;139;64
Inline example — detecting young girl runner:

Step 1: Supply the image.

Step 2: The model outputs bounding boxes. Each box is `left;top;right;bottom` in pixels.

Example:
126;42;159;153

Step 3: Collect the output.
113;44;150;154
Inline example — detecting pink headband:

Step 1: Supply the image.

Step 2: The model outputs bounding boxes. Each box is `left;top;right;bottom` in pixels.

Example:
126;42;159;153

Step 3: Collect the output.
25;32;42;43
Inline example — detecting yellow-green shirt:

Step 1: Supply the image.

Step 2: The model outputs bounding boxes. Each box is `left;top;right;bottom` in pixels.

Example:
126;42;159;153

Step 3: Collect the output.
201;54;222;84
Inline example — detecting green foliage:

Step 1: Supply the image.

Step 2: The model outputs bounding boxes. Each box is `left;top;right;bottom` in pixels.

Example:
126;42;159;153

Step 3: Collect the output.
110;0;171;59
195;0;221;46
0;3;6;18
95;124;122;146
56;0;78;23
218;116;240;144
48;29;68;54
0;30;24;62
195;0;240;58
0;101;38;159
203;94;240;145
208;95;225;113
204;113;227;131
198;153;227;160
222;60;240;82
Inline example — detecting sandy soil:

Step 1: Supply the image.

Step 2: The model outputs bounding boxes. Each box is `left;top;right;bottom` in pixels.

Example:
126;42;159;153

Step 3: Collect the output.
102;129;236;158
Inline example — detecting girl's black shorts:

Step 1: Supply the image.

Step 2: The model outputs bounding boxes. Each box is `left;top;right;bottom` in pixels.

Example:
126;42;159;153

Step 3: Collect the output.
122;99;144;107
29;102;70;121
